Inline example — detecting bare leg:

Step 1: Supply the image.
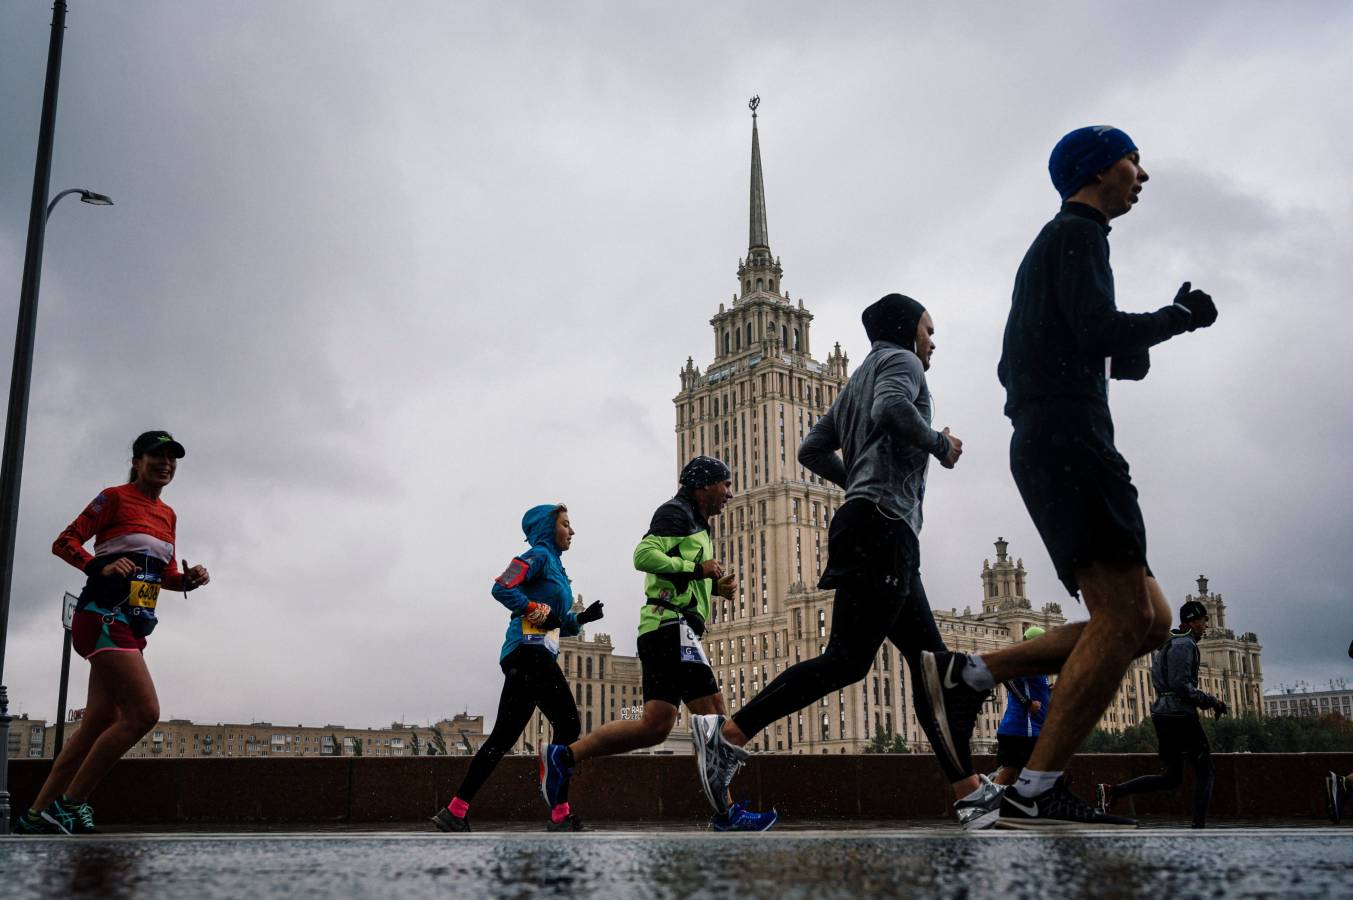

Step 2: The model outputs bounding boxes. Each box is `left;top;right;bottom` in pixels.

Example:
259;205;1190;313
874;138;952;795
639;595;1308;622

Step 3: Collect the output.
993;767;1018;787
63;652;160;802
981;576;1171;682
31;662;121;811
570;700;677;763
1022;563;1156;773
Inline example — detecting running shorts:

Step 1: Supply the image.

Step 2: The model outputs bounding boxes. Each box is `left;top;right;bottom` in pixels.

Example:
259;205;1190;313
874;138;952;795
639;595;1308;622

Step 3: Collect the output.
1152;714;1209;761
817;497;917;598
1009;401;1150;597
637;623;719;707
995;733;1039;769
71;609;147;658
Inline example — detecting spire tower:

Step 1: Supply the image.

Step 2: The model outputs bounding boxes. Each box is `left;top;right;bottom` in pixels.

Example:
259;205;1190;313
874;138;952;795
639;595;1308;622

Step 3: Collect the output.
737;96;783;302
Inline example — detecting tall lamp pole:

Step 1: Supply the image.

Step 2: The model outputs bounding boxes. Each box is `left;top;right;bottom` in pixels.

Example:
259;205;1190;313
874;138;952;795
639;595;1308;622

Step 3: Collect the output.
0;1;113;833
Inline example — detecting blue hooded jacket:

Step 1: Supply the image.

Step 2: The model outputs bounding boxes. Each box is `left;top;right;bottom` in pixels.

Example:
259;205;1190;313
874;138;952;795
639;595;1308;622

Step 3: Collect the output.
492;504;581;662
998;675;1051;737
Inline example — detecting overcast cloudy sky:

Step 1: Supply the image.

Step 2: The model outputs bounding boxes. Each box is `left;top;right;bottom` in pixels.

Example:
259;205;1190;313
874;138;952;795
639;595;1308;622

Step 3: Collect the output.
1;2;1349;730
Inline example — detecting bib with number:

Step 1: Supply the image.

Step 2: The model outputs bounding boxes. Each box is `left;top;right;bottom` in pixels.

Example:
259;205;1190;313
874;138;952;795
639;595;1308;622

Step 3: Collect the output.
521;613;560;653
678;622;709;666
128;576;161;610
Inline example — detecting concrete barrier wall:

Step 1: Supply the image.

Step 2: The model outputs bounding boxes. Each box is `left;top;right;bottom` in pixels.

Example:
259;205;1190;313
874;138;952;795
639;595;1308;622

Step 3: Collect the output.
9;753;1351;823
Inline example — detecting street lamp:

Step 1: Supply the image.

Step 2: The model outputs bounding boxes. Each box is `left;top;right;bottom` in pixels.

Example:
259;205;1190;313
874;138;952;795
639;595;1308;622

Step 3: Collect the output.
0;1;114;834
48;188;115;217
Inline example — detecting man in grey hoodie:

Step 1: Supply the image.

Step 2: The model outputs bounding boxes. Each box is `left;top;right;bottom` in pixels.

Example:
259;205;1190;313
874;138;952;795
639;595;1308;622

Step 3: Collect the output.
689;294;1008;831
1095;600;1226;828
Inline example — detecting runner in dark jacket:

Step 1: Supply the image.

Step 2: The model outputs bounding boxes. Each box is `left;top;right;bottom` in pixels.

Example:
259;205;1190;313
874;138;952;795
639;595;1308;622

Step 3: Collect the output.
1096;600;1225;828
921;125;1220;830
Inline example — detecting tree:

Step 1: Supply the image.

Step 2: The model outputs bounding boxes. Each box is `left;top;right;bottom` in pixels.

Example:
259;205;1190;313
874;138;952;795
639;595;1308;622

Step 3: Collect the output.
409;730;421;757
328;732;342;757
429;727;448;757
863;724;909;754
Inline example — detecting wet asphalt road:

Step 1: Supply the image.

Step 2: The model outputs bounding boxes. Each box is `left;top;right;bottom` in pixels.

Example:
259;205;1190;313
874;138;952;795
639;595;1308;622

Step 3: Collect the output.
2;827;1350;899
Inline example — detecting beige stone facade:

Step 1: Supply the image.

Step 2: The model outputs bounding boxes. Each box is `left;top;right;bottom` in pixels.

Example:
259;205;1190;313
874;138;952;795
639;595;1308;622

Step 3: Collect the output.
34;712;488;760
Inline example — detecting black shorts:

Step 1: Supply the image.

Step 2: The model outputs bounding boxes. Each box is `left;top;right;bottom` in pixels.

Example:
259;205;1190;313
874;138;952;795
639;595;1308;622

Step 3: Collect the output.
1152;714;1209;761
996;733;1038;769
637;623;719;707
1010;402;1150;597
817;497;918;597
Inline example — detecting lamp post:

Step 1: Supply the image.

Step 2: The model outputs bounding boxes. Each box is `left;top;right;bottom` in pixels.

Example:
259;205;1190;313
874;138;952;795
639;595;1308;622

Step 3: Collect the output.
0;1;113;834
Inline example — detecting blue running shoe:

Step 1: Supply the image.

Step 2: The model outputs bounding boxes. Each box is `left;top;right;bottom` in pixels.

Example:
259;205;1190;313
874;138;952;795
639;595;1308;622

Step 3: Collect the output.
539;743;574;809
711;802;778;832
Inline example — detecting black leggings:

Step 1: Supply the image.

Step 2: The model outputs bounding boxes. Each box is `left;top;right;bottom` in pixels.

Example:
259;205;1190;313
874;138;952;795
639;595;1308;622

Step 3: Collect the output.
454;646;580;803
730;568;964;783
1114;749;1214;825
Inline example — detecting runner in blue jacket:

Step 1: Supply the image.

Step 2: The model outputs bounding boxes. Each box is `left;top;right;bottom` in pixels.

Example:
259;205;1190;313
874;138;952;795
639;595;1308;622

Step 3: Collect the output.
431;503;603;834
994;627;1052;786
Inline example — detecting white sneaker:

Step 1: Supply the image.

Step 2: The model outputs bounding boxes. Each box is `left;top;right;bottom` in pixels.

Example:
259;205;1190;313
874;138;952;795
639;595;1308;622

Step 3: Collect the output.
690;713;748;815
954;774;1003;831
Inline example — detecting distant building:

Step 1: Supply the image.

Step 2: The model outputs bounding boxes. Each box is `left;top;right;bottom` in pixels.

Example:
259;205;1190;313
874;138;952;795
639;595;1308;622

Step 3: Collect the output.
7;715;48;760
34;712;487;760
1265;686;1353;719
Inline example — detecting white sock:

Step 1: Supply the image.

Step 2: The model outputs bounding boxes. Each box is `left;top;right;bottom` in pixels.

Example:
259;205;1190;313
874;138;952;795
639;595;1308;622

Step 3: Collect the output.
961;654;995;691
1014;768;1061;797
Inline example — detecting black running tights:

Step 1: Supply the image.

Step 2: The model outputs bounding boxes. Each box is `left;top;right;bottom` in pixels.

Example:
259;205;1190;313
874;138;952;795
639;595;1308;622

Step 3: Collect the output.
1113;753;1215;825
455;646;580;803
730;571;966;783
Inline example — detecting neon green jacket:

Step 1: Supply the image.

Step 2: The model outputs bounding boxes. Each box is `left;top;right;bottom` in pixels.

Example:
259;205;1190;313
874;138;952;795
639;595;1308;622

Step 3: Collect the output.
634;491;714;636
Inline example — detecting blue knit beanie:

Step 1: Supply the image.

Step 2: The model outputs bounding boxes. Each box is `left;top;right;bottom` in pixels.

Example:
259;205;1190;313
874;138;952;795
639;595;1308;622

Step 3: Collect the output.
1048;126;1137;200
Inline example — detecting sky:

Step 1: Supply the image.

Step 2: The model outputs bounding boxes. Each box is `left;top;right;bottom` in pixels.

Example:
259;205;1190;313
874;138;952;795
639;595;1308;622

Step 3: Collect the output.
1;1;1350;729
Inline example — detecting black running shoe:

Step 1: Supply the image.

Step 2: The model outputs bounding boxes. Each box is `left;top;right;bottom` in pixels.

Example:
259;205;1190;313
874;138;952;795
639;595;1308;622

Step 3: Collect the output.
546;814;586;832
13;808;62;835
995;778;1137;831
920;650;991;777
431;807;471;833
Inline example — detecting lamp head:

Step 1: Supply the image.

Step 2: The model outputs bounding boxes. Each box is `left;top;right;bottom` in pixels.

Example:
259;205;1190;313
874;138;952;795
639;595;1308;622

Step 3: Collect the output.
79;190;113;206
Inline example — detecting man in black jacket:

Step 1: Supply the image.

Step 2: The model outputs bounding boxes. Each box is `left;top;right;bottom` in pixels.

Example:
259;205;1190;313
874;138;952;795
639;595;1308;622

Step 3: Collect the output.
1095;600;1226;828
922;125;1220;829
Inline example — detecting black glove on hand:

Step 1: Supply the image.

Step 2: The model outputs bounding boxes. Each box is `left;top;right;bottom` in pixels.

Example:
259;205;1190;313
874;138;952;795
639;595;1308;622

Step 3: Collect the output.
577;601;605;625
541;611;563;631
1110;349;1151;381
1173;281;1217;331
1213;699;1229;720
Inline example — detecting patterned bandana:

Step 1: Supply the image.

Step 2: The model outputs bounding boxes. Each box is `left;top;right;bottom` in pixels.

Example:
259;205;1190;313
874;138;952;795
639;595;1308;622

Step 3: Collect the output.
679;456;731;489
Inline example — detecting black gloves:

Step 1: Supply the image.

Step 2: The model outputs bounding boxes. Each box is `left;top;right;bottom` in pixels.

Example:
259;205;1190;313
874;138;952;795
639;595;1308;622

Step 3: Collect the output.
1110;349;1150;381
1173;281;1217;331
1213;699;1229;720
541;611;562;631
577;601;605;625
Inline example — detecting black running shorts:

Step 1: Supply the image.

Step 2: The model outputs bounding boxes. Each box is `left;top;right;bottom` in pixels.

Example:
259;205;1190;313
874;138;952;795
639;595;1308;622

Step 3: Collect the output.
996;733;1039;769
637;623;720;707
817;497;917;598
1152;714;1209;761
1009;402;1150;597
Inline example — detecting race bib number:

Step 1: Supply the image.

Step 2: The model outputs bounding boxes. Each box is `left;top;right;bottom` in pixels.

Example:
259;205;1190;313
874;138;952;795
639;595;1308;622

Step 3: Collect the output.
522;610;560;653
678;622;709;666
128;577;161;610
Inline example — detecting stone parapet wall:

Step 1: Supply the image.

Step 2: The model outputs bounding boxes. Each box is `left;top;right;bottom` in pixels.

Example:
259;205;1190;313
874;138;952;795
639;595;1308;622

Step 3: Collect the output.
9;753;1349;823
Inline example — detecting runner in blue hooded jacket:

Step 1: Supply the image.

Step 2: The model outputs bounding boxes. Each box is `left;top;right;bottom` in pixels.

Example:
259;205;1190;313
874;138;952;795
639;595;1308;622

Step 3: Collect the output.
431;503;603;833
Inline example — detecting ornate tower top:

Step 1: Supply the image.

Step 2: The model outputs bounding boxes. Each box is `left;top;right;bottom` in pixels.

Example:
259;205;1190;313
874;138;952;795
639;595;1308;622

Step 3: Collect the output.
1196;575;1209;596
995;536;1009;563
748;96;770;260
737;96;783;302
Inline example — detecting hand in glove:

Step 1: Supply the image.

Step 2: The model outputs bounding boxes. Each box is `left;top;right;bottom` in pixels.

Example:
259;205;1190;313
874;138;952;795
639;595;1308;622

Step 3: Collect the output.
523;602;551;626
1173;282;1217;331
1213;699;1229;720
542;611;563;631
577;601;605;625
